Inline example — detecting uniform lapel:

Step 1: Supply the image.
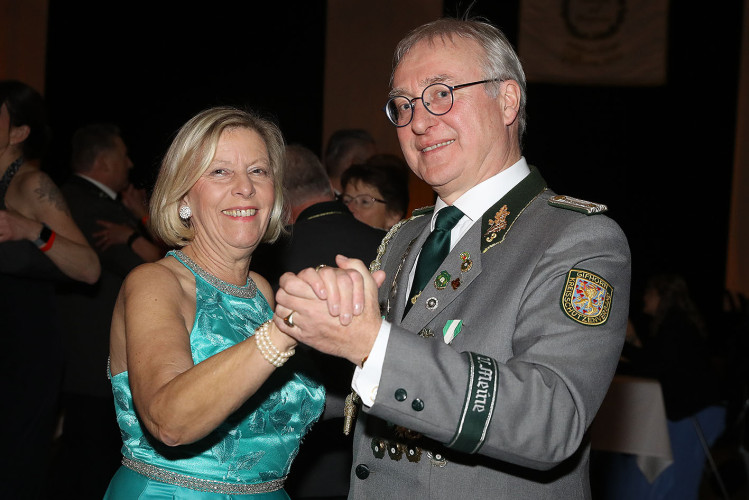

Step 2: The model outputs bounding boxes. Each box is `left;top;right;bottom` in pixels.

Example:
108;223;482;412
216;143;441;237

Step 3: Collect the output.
402;222;483;332
399;167;548;335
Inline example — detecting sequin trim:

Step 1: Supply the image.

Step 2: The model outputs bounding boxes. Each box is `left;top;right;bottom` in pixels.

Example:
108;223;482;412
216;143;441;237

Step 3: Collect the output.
172;249;257;298
122;456;285;494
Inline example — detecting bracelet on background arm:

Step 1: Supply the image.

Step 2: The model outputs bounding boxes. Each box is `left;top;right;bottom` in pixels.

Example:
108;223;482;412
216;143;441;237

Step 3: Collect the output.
34;223;56;252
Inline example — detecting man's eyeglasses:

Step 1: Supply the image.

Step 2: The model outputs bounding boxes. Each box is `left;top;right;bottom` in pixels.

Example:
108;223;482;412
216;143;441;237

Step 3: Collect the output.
342;194;386;209
384;79;502;127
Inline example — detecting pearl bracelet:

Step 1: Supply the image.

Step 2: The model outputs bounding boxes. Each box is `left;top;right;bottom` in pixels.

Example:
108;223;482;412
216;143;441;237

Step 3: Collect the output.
254;320;295;368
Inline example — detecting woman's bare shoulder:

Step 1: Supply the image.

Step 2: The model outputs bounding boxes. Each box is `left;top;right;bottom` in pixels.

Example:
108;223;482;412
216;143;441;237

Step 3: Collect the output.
250;270;274;308
9;167;68;215
124;255;191;296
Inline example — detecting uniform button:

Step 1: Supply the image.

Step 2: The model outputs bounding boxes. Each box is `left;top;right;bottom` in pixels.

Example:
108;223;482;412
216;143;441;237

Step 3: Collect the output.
412;398;425;411
394;388;408;401
355;464;370;479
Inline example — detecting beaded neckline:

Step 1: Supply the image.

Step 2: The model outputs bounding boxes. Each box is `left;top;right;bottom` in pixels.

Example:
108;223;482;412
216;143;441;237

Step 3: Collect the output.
171;249;257;299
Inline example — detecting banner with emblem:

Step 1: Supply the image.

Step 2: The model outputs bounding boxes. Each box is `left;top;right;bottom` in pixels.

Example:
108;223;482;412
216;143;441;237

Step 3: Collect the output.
518;0;669;86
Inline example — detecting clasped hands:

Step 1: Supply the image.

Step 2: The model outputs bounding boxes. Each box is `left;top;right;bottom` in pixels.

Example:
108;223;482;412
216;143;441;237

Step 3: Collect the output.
274;255;386;367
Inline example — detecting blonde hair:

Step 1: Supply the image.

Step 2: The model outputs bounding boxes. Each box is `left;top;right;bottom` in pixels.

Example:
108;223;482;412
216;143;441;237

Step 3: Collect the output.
149;106;287;247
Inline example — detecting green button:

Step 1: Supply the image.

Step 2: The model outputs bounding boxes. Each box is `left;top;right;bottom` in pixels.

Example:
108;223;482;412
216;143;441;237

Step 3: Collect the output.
394;388;407;401
412;398;425;411
355;464;370;479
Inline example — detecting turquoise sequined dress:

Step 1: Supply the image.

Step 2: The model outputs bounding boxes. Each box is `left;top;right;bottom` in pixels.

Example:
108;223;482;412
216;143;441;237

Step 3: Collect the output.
104;250;325;499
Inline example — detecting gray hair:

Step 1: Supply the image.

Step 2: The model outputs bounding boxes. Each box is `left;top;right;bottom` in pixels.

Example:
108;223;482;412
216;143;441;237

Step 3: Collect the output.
391;18;527;140
283;143;333;205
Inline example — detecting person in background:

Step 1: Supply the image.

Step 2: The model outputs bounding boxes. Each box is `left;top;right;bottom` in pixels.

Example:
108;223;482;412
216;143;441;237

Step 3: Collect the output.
252;143;385;500
0;79;100;499
52;123;163;499
104;106;324;499
601;273;727;499
323;128;375;197
274;17;631;499
341;153;410;231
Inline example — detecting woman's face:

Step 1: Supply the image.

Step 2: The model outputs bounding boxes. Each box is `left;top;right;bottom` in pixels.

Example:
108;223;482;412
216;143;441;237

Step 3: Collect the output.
183;127;275;254
343;180;401;230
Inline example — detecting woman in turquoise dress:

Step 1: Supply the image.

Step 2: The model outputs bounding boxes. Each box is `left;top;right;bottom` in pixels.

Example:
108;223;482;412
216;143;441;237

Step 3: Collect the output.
104;106;325;499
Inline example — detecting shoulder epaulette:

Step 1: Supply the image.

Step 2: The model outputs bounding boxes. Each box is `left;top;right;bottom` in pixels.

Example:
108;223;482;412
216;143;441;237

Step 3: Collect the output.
411;205;435;217
548;195;607;215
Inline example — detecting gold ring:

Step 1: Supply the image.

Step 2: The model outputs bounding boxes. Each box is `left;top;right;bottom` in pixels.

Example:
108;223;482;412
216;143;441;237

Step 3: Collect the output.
315;264;327;271
283;311;296;327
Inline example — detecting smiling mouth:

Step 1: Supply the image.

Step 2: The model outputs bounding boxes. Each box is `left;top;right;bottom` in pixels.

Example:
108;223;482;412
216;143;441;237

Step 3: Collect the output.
422;140;454;153
222;209;257;217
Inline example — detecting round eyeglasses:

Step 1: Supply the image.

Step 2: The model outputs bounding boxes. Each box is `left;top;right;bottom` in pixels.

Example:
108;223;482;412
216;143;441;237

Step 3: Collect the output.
342;194;386;209
384;79;502;127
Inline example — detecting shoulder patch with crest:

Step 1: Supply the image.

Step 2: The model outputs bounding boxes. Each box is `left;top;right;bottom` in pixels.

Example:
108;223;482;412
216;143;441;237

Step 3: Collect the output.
548;195;607;215
560;269;613;326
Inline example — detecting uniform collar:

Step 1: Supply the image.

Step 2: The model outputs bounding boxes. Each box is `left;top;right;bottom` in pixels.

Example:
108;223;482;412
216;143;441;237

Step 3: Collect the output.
432;157;531;229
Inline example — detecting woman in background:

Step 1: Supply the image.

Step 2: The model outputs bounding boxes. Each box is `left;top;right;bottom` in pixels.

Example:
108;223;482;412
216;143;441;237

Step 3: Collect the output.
0;80;100;499
341;153;409;230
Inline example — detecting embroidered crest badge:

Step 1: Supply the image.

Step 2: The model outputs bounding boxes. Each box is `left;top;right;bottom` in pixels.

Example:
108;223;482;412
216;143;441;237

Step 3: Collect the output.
484;205;510;243
560;269;613;326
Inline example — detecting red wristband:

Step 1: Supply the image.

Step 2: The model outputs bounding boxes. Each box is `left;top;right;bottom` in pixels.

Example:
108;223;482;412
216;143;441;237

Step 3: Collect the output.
39;230;56;252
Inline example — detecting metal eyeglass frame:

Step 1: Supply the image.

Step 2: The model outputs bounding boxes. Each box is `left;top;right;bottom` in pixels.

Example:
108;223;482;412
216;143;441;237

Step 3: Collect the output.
384;78;503;127
342;193;387;209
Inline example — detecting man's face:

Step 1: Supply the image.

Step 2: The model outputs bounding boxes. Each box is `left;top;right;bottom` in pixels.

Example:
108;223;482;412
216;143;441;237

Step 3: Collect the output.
392;37;517;203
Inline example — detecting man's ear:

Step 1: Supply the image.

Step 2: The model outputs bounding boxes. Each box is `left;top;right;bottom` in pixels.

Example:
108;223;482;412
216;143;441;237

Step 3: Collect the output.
501;81;521;126
9;124;30;145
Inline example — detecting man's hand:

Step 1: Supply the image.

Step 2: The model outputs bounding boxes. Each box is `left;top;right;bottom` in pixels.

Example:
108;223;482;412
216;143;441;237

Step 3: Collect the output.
94;220;135;250
120;184;149;220
274;255;386;366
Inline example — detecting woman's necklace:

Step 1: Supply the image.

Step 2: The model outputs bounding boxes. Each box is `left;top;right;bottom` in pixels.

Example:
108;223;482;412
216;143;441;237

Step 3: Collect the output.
173;249;257;298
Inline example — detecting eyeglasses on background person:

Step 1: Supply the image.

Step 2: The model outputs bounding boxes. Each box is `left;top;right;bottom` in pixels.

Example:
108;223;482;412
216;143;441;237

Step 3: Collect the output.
384;78;502;127
341;193;386;209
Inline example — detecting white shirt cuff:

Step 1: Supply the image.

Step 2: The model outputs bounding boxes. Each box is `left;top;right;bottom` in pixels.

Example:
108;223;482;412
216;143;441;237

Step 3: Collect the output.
351;319;391;407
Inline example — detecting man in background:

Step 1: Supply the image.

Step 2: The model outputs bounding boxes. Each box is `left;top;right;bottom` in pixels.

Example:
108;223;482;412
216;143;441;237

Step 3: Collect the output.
323;128;376;197
53;123;163;499
251;143;384;500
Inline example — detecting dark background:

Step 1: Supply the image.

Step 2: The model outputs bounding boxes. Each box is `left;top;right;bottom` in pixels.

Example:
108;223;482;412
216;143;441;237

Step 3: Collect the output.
42;1;744;322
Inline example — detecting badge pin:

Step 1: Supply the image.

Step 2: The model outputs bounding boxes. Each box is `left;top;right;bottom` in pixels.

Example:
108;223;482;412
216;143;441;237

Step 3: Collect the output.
459;251;473;272
451;278;461;290
426;297;438;310
434;271;451;290
418;327;434;338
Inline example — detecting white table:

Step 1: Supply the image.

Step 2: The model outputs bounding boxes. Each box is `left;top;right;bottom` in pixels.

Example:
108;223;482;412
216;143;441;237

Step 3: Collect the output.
590;375;673;482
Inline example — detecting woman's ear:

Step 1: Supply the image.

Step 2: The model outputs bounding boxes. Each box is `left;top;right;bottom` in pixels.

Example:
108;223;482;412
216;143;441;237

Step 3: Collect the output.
500;81;521;126
9;124;30;146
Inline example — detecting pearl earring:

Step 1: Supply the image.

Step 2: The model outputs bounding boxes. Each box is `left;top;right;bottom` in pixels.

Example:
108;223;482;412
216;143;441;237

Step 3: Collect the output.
179;205;192;220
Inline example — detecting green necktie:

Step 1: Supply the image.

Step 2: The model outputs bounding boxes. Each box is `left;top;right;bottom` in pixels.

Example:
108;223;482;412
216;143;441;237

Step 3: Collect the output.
404;205;464;317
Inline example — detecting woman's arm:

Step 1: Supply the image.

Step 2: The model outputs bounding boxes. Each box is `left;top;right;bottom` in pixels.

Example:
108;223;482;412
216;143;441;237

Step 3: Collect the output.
122;262;297;446
1;169;100;283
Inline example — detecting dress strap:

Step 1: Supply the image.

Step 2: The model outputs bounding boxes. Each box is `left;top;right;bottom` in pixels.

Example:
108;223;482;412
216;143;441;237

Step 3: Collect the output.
0;156;24;210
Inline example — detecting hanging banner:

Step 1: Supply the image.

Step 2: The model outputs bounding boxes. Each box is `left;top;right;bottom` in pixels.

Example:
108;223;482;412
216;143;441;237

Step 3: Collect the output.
518;0;669;86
